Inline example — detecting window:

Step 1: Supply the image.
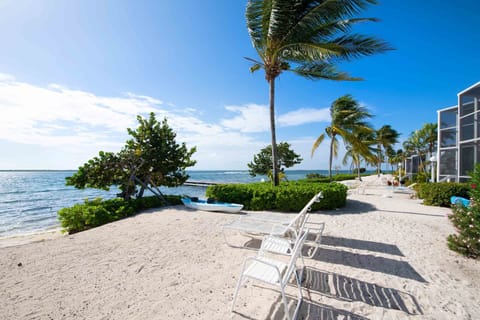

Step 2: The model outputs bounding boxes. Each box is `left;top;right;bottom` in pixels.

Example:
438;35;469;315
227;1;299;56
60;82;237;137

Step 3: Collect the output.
440;109;457;129
460;114;474;141
440;128;456;147
439;149;457;175
460;95;475;116
460;145;475;176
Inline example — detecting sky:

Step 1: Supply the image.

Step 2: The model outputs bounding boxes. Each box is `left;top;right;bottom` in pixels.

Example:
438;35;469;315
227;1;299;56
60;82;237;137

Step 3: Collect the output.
0;0;479;171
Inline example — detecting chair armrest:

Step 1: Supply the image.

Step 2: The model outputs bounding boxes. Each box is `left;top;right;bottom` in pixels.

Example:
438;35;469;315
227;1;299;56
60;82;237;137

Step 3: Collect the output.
242;256;283;277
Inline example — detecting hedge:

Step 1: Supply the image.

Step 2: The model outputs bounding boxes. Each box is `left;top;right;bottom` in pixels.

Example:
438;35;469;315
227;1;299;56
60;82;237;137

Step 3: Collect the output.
205;181;348;211
415;182;470;207
58;195;182;234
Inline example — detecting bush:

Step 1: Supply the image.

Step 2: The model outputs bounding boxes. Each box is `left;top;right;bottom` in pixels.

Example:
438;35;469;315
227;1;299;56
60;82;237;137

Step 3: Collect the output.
205;181;347;211
447;204;480;258
305;173;325;179
447;164;480;258
416;182;470;207
58;195;182;234
302;173;359;183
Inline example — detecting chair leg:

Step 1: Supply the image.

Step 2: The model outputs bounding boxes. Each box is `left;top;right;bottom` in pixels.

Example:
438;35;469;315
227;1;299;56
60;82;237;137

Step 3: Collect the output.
231;274;245;312
280;287;291;320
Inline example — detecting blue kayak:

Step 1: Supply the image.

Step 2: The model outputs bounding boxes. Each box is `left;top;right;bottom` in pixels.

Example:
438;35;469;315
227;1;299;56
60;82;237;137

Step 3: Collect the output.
450;196;470;207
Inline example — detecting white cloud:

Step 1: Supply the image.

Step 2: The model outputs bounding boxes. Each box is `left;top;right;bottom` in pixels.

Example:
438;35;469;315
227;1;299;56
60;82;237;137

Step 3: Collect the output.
0;76;337;170
0;77;272;169
278;108;330;126
221;104;270;133
220;104;331;133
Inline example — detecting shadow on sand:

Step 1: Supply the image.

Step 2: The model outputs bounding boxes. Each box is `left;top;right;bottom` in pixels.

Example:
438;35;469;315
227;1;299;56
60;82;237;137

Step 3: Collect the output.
302;266;422;316
308;246;426;283
320;199;376;215
260;291;370;320
320;235;404;256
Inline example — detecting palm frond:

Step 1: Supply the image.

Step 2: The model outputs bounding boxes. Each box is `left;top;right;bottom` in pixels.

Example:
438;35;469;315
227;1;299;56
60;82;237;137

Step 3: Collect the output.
292;62;361;80
330;34;393;60
311;133;325;157
284;0;379;43
267;0;301;42
246;0;273;51
331;137;339;158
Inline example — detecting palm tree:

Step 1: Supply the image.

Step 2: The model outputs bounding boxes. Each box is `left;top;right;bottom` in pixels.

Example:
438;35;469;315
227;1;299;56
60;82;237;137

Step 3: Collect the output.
419;123;438;158
403;130;426;177
245;0;392;185
374;125;400;175
312;95;373;181
342;128;376;180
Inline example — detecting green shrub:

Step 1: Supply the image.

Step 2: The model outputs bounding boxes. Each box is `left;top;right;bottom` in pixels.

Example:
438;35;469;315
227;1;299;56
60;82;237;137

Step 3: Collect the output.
57;195;181;234
305;173;325;179
448;204;480;258
301;173;358;183
447;164;480;258
206;181;347;211
416;182;470;207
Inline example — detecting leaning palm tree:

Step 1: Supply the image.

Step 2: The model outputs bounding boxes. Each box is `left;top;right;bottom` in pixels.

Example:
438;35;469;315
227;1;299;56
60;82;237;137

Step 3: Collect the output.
374;125;400;175
418;122;438;158
245;0;392;185
312;95;373;181
342;128;376;180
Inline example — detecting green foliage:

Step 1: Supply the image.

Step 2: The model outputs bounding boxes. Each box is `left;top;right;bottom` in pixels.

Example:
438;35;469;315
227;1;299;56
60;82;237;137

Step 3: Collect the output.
58;195;182;234
206;181;347;211
448;204;480;258
248;142;302;179
447;164;480;258
416;182;470;207
66;113;196;200
305;173;325;179
303;173;359;183
245;0;391;185
312;95;374;181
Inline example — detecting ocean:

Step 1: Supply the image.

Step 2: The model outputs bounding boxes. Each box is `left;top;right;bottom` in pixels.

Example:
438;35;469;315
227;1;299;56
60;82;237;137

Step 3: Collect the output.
0;170;333;237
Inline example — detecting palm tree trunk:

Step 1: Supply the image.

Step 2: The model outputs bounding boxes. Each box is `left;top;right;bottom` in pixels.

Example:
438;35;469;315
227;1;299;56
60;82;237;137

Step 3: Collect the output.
377;143;381;176
357;159;362;181
269;77;279;186
329;135;334;182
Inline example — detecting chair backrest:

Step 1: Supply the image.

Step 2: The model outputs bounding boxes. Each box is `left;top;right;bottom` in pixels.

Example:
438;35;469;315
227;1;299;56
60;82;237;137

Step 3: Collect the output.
282;229;308;285
286;192;322;236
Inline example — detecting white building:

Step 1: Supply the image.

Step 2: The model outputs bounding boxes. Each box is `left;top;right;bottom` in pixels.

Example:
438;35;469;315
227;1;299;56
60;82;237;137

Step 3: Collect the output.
437;81;480;182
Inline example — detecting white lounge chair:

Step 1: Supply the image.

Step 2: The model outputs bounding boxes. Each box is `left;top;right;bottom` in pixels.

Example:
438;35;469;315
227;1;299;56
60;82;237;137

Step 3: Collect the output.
393;183;417;194
231;229;309;320
222;192;324;255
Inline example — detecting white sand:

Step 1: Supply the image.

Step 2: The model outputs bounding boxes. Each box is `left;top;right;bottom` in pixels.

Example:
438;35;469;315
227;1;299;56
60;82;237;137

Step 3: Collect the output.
1;176;479;319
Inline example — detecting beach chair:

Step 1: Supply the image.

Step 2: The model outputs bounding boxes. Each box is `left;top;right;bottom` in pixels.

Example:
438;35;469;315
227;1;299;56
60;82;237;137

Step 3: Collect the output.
231;229;308;320
222;192;323;256
392;183;417;194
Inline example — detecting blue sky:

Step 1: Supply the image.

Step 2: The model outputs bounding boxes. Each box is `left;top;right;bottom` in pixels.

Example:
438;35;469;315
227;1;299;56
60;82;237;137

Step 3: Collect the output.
0;0;479;170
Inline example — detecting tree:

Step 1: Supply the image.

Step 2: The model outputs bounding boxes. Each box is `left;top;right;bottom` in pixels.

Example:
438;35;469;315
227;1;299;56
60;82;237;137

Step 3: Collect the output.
342;127;376;180
403;122;438;177
374;125;400;175
245;0;392;185
312;95;373;181
67;112;197;200
248;142;302;180
418;122;438;157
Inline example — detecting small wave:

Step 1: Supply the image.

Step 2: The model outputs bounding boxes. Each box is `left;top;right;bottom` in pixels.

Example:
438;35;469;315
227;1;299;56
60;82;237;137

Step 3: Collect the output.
33;188;72;194
222;171;247;174
21;206;53;213
0;190;27;196
21;216;57;225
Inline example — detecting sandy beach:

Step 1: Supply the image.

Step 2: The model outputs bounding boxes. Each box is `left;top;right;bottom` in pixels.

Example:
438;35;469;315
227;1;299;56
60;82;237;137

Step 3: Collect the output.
1;176;479;319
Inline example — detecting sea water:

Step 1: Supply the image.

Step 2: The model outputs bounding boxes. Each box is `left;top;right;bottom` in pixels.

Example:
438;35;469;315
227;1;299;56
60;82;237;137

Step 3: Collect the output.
0;170;331;237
